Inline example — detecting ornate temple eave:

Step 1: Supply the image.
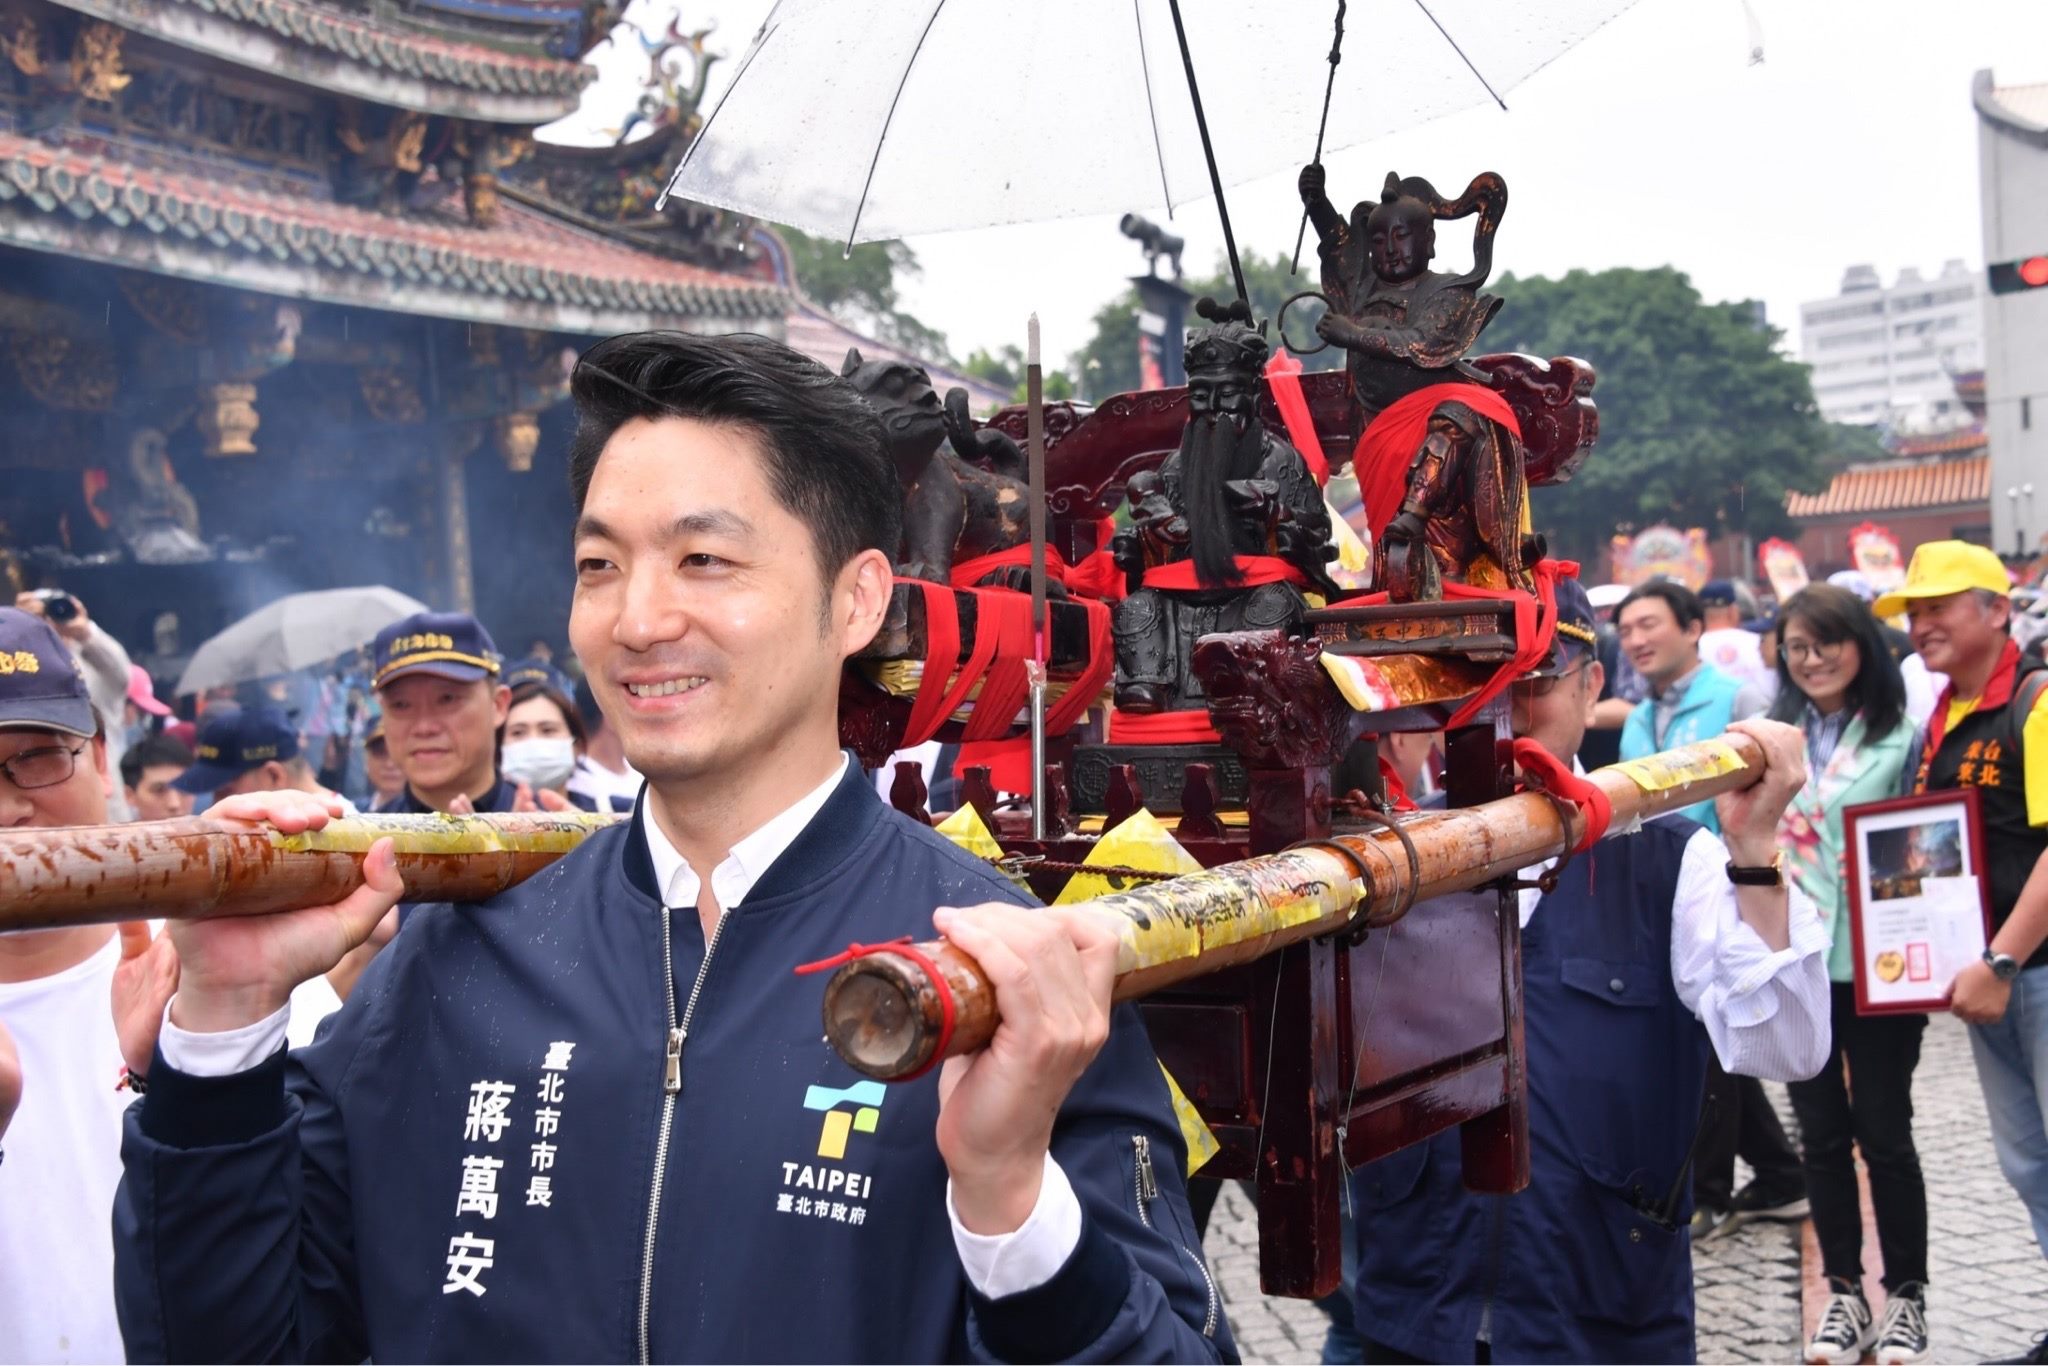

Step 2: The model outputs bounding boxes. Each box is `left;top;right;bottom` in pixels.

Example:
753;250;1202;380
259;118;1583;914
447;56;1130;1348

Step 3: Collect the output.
0;134;790;336
47;0;592;123
1974;68;2048;150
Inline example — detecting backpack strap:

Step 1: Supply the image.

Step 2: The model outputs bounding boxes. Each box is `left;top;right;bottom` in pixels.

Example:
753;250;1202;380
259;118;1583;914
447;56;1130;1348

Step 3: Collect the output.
2005;665;2048;757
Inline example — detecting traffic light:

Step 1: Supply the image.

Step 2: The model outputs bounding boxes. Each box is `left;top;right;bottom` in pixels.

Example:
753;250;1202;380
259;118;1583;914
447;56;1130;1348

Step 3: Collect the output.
1989;255;2048;294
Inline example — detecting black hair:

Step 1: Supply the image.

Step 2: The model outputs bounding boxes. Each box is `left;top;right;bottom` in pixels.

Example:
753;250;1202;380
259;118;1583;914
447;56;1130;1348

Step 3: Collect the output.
567;332;902;585
121;732;193;789
1616;580;1705;634
503;680;587;749
1766;584;1907;740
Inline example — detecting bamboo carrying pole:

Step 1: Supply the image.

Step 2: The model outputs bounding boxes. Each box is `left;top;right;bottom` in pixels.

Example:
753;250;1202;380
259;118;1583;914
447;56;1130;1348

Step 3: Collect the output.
0;810;622;935
820;733;1769;1081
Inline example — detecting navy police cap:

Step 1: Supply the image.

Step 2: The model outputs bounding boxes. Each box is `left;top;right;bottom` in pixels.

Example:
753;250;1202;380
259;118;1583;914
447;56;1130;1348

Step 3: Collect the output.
1529;577;1600;678
503;655;572;696
173;706;301;794
0;607;96;738
373;611;502;689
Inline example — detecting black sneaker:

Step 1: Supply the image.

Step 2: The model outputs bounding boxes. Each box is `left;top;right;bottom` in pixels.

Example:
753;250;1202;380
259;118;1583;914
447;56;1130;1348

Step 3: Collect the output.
1872;1282;1928;1365
1719;1178;1810;1235
1805;1276;1873;1365
1990;1331;2048;1365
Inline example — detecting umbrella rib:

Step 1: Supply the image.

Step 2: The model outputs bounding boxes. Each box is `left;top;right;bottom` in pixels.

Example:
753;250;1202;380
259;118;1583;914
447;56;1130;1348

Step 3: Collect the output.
1410;0;1506;109
657;8;784;211
1131;0;1175;219
844;0;952;257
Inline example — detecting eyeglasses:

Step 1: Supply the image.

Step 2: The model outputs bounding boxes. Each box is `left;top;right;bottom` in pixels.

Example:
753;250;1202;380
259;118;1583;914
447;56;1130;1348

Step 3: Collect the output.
1511;662;1587;697
0;742;86;790
1782;638;1847;665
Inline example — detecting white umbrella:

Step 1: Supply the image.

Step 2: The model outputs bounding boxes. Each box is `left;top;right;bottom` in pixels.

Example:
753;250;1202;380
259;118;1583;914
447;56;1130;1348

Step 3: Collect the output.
175;586;428;695
662;0;1640;250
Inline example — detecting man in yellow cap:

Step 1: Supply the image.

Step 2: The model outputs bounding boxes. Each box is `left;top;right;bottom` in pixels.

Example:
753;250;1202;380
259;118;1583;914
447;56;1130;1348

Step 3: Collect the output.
1883;540;2048;1363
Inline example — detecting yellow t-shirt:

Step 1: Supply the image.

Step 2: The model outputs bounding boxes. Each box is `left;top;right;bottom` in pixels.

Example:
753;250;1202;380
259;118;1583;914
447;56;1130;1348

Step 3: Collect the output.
1944;686;2048;828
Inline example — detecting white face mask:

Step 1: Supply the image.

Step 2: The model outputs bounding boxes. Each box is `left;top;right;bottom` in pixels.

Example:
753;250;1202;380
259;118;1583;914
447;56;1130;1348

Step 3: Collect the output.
501;737;577;792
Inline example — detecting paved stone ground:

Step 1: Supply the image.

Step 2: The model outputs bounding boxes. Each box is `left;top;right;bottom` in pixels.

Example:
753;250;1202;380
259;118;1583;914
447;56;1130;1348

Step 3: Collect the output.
1205;1014;2047;1365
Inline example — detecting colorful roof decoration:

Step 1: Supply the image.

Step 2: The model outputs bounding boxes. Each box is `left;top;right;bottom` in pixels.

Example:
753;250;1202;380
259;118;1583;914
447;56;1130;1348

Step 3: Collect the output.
1888;426;1989;459
0;130;787;333
49;0;593;122
1785;454;1990;520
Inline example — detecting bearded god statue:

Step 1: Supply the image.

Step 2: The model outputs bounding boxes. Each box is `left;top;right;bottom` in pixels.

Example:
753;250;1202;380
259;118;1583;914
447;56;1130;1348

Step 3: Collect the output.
1111;300;1339;714
1299;165;1538;602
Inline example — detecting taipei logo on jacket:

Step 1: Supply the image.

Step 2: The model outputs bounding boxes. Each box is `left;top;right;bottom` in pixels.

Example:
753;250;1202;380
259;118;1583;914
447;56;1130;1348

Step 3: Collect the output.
776;1079;888;1223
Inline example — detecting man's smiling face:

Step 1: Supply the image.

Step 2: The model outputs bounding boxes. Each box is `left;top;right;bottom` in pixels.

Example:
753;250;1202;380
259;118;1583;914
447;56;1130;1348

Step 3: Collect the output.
568;416;870;788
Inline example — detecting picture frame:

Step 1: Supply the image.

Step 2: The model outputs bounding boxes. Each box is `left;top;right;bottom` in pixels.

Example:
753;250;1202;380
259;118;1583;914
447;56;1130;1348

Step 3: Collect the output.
1843;786;1992;1016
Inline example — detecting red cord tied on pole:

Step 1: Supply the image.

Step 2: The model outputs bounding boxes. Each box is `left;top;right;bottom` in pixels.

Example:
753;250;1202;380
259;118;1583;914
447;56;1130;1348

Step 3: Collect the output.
1438;557;1578;732
794;937;956;1082
1509;736;1611;853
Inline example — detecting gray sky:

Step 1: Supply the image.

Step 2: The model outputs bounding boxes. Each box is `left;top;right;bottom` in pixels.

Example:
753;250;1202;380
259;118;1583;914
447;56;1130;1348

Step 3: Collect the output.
554;0;2048;372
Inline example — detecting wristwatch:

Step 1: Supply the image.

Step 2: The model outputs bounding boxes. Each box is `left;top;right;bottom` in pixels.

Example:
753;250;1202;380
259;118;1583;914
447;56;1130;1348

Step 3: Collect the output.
1984;948;2022;982
1725;851;1785;888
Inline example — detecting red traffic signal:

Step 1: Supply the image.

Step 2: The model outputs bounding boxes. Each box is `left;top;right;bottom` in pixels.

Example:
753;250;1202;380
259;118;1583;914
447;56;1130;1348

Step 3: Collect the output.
1990;256;2048;293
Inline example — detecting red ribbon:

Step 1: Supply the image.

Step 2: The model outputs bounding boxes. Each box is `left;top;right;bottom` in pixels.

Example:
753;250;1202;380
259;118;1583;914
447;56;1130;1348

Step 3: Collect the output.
1141;556;1311;591
1264;350;1329;486
948;544;1070;589
1108;708;1221;745
793;937;956;1083
1439;558;1576;732
948;529;1125;603
959;591;1037;744
1511;736;1612;853
1352;382;1522;538
899;579;1002;749
953;597;1115;792
1063;518;1128;602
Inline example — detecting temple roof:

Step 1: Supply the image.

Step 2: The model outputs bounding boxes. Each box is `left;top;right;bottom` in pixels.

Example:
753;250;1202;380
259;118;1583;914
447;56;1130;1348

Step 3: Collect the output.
1975;69;2048;149
1785;452;1989;520
0;129;787;334
51;0;594;123
1888;425;1989;458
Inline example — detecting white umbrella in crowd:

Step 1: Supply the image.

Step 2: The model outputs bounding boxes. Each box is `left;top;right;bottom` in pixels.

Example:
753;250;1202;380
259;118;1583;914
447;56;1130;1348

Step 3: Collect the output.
174;586;426;696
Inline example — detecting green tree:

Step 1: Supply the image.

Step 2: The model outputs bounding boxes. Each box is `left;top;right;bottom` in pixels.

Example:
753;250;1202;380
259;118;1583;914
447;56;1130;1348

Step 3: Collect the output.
780;227;953;362
1489;267;1838;565
1068;246;1340;402
961;345;1076;406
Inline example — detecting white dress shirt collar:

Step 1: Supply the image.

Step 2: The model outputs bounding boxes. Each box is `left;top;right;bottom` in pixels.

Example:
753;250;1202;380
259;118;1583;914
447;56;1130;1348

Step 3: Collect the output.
640;753;850;911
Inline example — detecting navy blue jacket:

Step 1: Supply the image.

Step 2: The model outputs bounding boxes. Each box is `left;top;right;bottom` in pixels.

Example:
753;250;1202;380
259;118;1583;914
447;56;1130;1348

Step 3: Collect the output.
388;775;521;815
1349;818;1707;1364
114;762;1233;1364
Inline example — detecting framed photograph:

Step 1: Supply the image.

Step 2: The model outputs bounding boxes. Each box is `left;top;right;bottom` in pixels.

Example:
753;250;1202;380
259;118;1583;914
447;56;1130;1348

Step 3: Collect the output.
1843;787;1992;1016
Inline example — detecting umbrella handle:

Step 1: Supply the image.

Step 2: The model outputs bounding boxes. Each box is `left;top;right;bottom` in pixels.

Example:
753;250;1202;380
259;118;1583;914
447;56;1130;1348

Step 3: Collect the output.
1277;290;1335;357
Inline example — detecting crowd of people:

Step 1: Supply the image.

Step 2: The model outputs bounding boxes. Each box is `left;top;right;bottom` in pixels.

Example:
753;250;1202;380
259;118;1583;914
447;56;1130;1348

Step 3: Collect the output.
0;327;2043;1365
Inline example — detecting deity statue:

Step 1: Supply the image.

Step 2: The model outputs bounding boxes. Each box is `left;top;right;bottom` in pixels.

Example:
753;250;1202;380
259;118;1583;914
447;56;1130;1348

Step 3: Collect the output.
839;350;1038;588
108;427;208;564
1299;164;1535;602
1111;300;1338;713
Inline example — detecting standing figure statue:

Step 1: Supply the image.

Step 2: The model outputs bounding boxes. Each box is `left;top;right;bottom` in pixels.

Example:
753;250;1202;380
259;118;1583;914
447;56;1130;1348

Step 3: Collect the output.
1112;300;1338;713
1299;164;1537;602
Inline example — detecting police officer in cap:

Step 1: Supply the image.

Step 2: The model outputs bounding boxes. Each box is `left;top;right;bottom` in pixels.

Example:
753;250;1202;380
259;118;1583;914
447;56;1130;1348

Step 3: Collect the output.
1346;577;1830;1365
173;706;349;809
371;611;558;814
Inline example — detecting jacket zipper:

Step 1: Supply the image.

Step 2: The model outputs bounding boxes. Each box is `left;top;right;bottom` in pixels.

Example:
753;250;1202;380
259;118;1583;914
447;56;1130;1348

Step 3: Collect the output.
637;906;730;1365
1132;1134;1220;1338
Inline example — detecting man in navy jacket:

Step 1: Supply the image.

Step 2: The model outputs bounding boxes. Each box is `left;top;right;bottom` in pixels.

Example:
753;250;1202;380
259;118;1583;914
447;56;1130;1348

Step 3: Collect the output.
113;332;1234;1364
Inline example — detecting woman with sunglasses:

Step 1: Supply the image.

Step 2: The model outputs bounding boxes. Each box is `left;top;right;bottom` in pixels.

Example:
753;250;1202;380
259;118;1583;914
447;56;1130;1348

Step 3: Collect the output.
1771;584;1930;1365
